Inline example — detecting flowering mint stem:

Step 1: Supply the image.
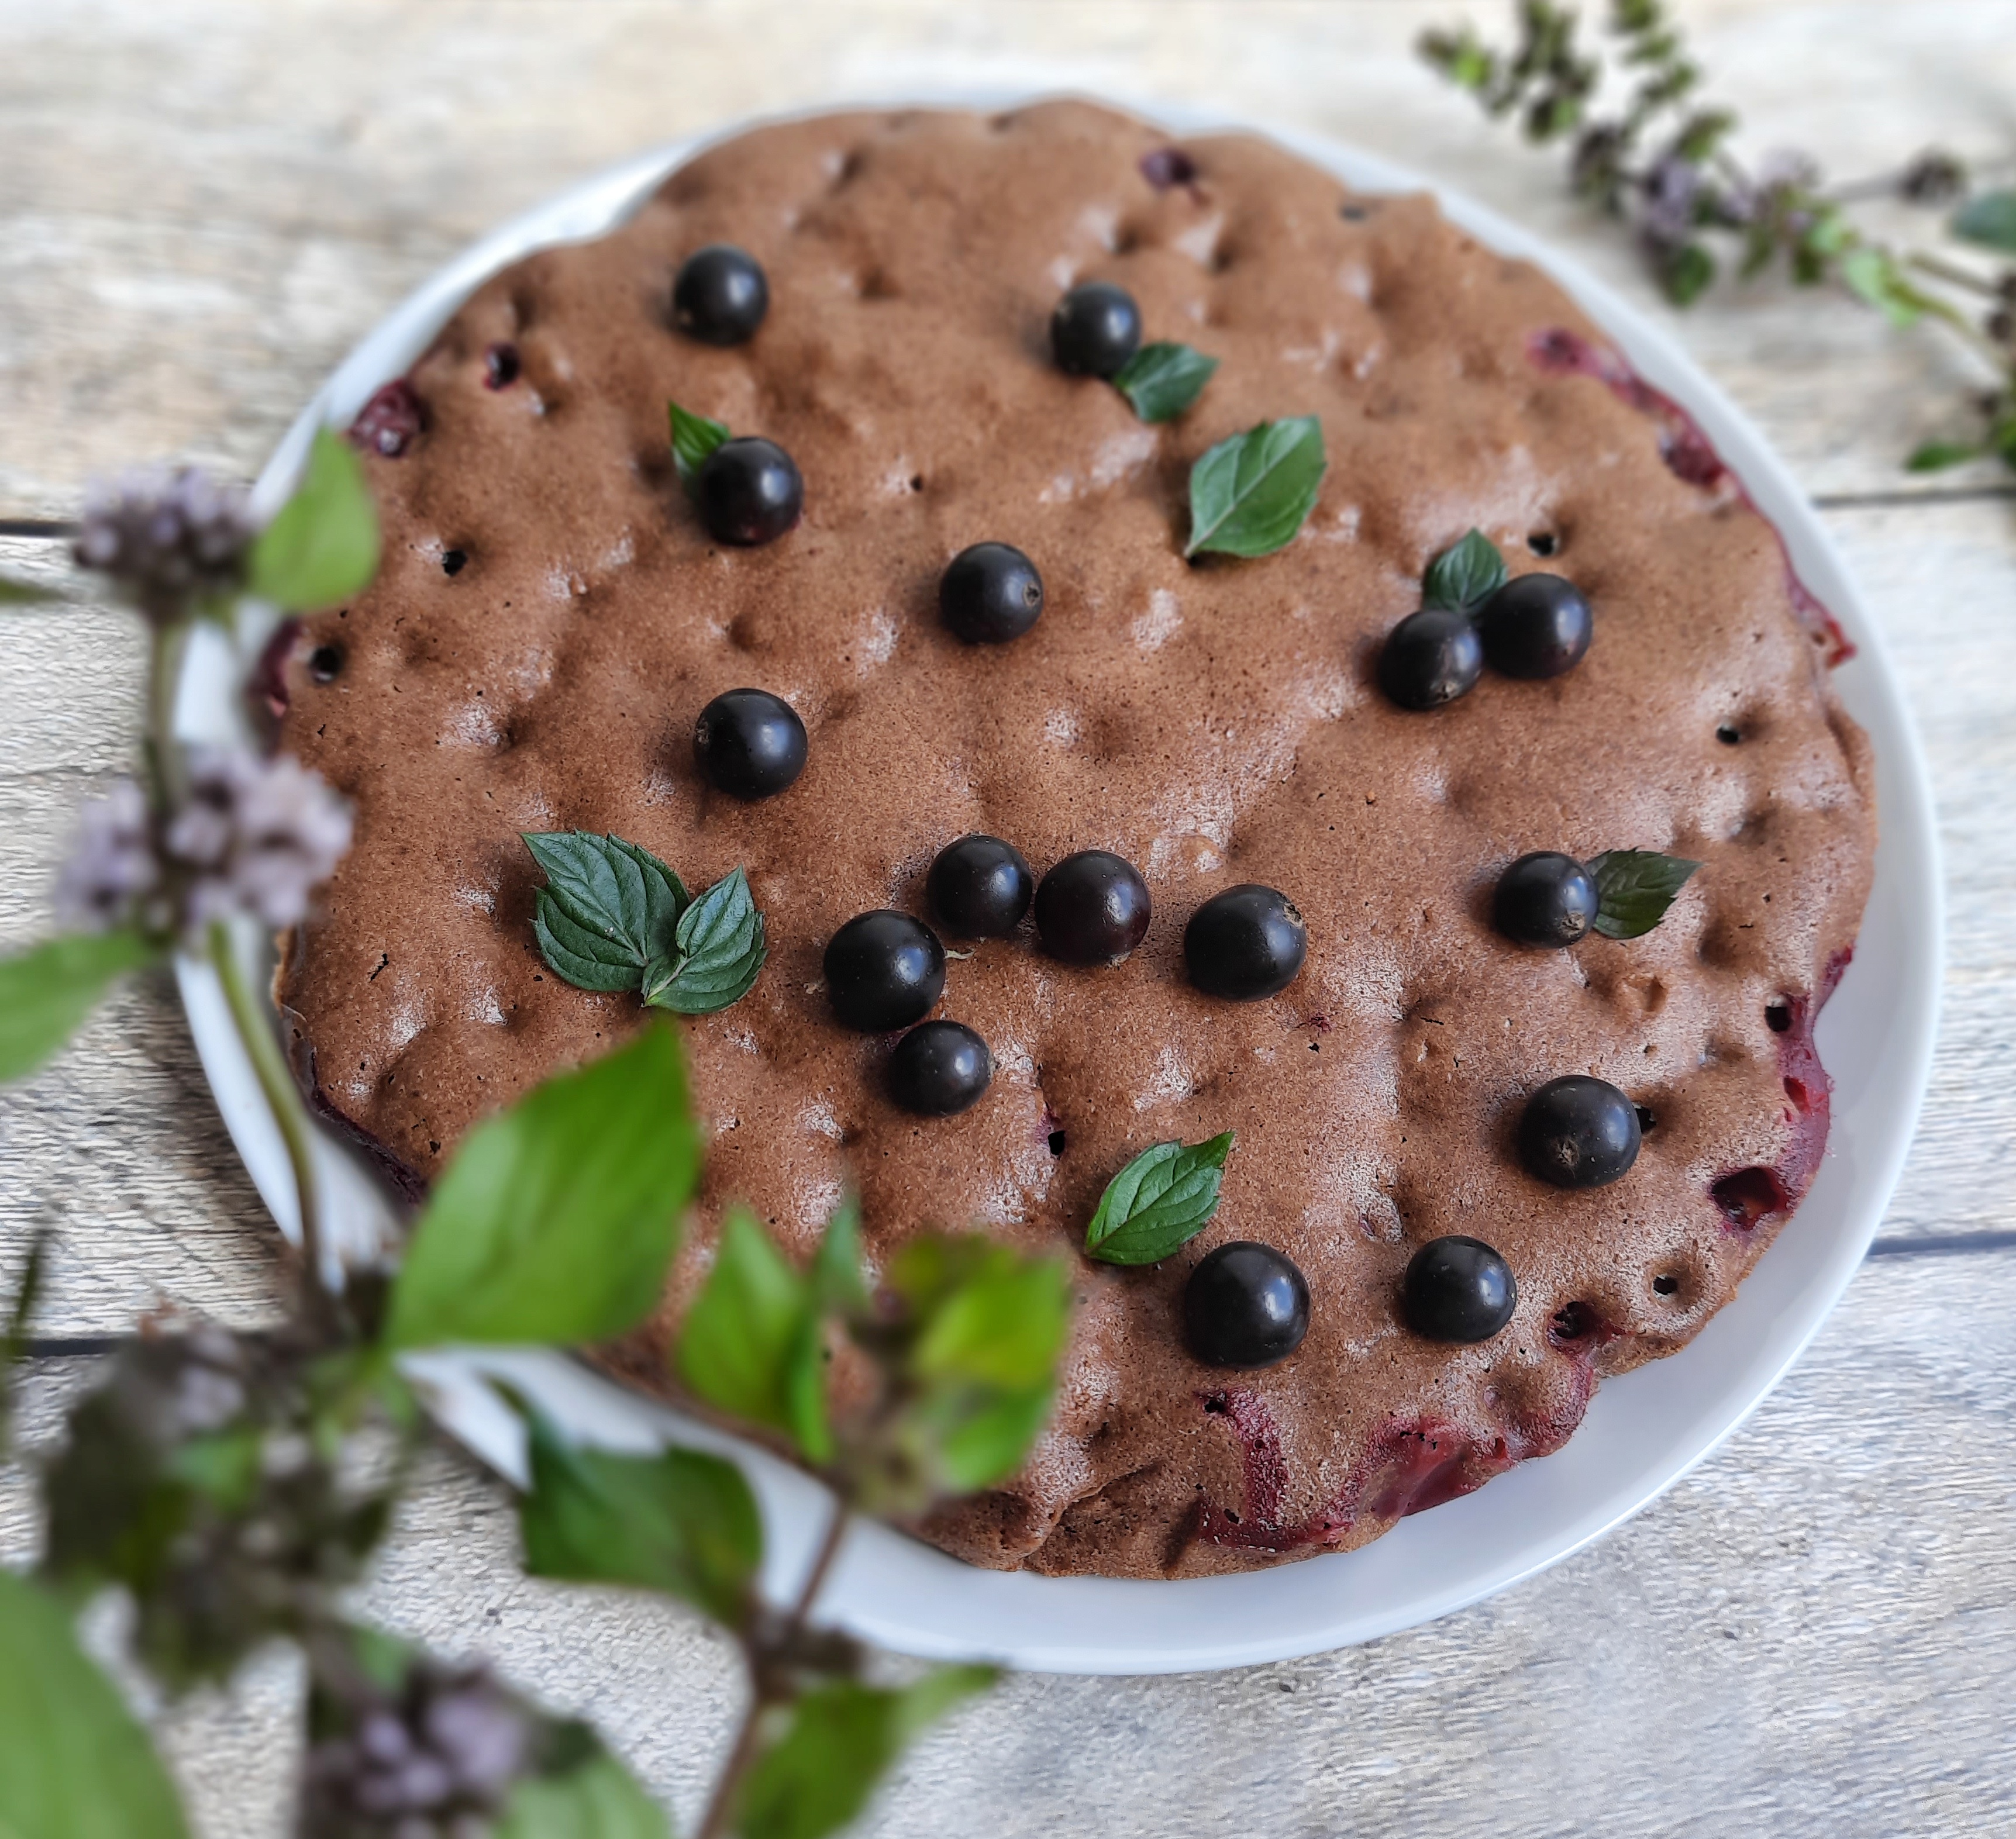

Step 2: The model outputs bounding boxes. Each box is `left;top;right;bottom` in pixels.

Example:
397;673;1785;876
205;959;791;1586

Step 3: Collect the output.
206;917;333;1330
144;620;188;817
692;1499;853;1839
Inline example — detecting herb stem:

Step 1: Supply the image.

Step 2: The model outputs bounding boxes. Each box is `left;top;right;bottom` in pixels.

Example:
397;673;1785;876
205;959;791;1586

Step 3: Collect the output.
693;1499;852;1839
145;617;189;816
1904;248;2002;298
208;917;335;1334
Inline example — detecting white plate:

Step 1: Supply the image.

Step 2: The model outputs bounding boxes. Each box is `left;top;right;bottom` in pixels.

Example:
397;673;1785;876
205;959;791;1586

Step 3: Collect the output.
175;96;1942;1676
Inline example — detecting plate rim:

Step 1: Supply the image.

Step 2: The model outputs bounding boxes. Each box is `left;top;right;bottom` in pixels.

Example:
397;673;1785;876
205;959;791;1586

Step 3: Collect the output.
174;89;1943;1675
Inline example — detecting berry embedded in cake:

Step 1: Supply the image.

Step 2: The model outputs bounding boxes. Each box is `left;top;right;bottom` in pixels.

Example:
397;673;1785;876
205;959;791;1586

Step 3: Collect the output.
274;101;1875;1578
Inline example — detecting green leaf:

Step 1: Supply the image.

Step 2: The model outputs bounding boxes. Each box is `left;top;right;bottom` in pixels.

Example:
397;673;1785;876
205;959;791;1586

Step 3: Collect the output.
912;1251;1070;1392
1662;241;1715;306
0;927;158;1083
1952;189;2016;253
676;1210;812;1444
1111;341;1219;422
0;572;61;606
0;1231;47;1456
1081;1132;1235;1267
1905;439;1986;472
808;1194;868;1316
247;427;382;611
919;1382;1056;1492
498;1748;671;1839
1587;849;1703;940
516;1405;760;1627
735;1668;995;1839
386;1024;701;1350
525;832;688;995
1419;529;1508;616
0;1569;190;1839
670;401;732;488
1184;416;1326;558
645;868;767;1015
1838;246;1930;328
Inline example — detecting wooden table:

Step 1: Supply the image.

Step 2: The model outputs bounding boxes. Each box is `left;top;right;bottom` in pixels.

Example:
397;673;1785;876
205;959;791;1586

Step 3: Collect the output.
4;3;2014;1833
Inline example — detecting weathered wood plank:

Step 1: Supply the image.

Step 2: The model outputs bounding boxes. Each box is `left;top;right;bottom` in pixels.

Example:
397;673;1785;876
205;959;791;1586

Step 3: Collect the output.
5;1247;2011;1839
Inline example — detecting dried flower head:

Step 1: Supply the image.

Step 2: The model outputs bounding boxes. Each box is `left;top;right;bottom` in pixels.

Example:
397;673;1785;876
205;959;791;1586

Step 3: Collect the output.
168;746;353;934
73;464;255;622
54;776;163;933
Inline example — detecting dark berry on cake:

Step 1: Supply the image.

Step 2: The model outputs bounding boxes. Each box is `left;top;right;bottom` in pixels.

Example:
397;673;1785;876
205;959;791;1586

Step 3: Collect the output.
940;541;1045;644
1033;850;1151;963
1478;572;1593;678
693;436;802;545
483;342;521;388
1519;1075;1642;1188
1184;1243;1311;1369
693;688;807;800
888;1019;993;1116
928;835;1034;937
1050;281;1143;378
1402;1237;1518;1343
1378;606;1484;710
672;244;770;346
824;910;946;1031
1184;885;1307;1000
1493;852;1598;947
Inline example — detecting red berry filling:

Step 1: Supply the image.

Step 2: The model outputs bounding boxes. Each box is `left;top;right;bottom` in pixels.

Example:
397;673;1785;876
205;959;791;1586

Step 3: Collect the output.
347;379;425;458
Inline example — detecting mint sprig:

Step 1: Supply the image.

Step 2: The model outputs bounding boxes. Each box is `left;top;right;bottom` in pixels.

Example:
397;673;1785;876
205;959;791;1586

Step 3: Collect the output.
1587;849;1703;940
525;830;766;1014
1421;529;1508;615
1083;1131;1235;1266
670;400;731;486
249;427;382;612
1184;416;1326;558
0;927;160;1082
1112;340;1219;422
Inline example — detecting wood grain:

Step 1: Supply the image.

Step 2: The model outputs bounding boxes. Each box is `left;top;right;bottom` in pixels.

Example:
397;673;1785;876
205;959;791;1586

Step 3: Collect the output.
1;2;2012;1834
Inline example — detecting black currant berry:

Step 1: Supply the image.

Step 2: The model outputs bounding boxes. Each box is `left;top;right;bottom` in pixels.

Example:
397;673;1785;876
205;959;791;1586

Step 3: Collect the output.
693;688;807;800
1184;1243;1311;1370
927;835;1033;938
1493;852;1598;948
824;911;946;1032
1477;572;1593;678
888;1020;992;1116
1518;1075;1641;1188
1184;885;1307;1001
1379;607;1484;710
671;244;770;346
940;542;1045;644
1402;1237;1517;1343
1050;281;1143;378
1034;850;1151;964
694;437;802;546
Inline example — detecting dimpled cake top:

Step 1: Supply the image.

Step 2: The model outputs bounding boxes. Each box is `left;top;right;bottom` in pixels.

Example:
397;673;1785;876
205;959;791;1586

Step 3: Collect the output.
275;101;1874;1577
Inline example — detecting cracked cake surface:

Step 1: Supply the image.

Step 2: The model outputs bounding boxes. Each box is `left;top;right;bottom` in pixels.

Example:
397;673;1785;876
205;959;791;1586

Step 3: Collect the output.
274;100;1876;1577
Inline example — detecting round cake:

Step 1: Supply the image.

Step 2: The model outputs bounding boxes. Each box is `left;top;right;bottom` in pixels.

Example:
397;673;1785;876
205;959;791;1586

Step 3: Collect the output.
272;101;1876;1578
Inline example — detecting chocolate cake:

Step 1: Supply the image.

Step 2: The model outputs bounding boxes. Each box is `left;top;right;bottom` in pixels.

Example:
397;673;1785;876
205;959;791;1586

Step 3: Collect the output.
273;101;1876;1577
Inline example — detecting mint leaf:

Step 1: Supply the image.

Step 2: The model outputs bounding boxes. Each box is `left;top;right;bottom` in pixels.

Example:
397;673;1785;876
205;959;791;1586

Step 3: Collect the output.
676;1210;815;1447
1;571;61;606
248;426;382;611
735;1669;995;1839
670;401;731;487
1587;850;1703;940
516;1405;760;1627
1953;189;2016;253
1112;341;1219;422
1421;529;1507;615
912;1250;1071;1391
497;1748;670;1839
808;1193;868;1315
1082;1131;1235;1266
1839;246;1935;328
0;927;159;1083
525;832;688;995
386;1024;701;1349
1662;241;1715;306
1184;416;1326;558
0;1569;190;1839
1906;439;1987;472
917;1383;1057;1492
643;867;766;1015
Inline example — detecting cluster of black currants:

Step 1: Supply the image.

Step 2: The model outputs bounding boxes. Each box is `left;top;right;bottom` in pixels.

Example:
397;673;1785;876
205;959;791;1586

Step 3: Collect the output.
822;838;1310;1120
1379;571;1594;710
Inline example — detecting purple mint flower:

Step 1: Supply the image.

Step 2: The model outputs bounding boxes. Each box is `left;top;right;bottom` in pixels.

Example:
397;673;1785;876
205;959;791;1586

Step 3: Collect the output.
73;465;255;622
424;1687;532;1799
1638;151;1702;251
168;747;353;934
54;777;161;931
